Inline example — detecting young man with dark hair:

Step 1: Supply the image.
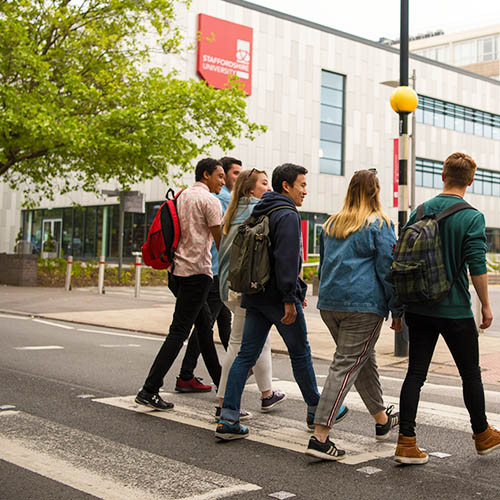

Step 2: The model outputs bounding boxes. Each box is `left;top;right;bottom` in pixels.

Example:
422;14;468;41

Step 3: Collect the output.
395;152;498;464
215;163;348;440
135;158;225;410
175;157;243;393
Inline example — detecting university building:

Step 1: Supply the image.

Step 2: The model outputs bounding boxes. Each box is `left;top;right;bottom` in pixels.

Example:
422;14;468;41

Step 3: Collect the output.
2;0;499;260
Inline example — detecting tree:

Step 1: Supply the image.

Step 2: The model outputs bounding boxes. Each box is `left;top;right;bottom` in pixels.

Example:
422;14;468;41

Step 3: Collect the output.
0;0;265;204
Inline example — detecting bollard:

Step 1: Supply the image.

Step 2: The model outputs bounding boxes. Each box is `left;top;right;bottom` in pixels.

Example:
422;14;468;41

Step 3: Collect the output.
65;256;73;291
134;254;142;298
98;256;105;294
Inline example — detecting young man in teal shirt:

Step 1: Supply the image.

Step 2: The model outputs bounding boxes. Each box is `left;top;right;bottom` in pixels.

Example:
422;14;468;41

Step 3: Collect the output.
395;152;499;464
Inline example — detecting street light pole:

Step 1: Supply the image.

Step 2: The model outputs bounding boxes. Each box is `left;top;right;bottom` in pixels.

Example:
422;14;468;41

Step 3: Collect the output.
410;69;417;211
389;0;418;357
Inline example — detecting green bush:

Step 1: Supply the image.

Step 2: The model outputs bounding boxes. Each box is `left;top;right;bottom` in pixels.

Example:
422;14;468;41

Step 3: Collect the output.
37;258;168;287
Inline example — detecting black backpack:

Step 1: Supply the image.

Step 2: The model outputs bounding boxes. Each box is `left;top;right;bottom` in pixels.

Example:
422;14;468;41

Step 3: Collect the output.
228;206;297;294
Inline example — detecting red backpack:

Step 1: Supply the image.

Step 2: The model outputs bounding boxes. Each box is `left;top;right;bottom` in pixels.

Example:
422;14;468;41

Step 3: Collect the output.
142;188;184;270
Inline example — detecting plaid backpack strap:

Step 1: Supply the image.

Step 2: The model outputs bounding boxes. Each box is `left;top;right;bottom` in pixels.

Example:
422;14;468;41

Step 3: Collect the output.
435;201;475;222
416;203;426;221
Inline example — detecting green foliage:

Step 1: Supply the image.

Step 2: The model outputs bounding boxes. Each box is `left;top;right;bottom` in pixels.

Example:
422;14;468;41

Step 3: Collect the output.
0;1;266;205
302;256;320;284
37;257;169;287
487;254;500;272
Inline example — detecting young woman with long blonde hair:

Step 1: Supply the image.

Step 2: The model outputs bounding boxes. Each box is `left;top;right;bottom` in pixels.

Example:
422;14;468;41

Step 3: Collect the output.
215;169;286;420
305;169;403;461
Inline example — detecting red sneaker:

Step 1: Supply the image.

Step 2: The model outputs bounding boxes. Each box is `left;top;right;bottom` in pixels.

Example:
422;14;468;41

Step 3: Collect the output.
175;376;212;393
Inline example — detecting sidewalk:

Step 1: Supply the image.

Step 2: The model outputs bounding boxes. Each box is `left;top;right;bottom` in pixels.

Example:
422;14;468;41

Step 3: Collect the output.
1;285;500;386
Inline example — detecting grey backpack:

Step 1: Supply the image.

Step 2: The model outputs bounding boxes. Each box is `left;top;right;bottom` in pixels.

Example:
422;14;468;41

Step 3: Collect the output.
228;206;296;294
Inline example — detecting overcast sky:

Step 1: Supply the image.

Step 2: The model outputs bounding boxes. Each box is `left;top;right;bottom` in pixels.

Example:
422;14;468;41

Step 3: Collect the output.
248;0;500;41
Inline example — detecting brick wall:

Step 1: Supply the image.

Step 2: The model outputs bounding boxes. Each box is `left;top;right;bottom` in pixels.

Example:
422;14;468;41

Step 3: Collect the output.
0;254;38;286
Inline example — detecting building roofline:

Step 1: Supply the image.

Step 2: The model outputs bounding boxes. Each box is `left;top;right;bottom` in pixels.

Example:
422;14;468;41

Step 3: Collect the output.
222;0;500;87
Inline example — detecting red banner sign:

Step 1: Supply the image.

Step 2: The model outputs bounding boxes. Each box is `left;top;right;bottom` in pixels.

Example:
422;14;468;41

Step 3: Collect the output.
393;138;399;208
301;220;309;262
197;14;253;95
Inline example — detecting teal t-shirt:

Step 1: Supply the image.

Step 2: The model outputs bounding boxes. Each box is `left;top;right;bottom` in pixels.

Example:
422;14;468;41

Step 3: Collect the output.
405;194;487;319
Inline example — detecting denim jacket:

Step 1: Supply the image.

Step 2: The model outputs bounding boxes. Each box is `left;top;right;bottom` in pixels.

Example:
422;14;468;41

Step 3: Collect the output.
317;218;402;319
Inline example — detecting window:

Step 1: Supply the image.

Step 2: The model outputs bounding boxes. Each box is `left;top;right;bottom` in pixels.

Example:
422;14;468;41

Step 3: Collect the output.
320;70;345;176
454;39;476;66
416;157;500;197
415;95;500;140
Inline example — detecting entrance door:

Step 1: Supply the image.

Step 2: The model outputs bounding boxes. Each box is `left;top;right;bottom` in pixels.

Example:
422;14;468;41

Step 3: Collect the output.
41;218;63;257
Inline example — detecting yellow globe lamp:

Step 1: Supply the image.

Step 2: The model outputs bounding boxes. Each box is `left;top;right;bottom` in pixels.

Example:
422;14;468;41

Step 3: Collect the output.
390;86;418;114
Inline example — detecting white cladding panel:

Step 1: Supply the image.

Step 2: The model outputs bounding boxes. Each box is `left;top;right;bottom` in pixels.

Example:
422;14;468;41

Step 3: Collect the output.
1;0;500;253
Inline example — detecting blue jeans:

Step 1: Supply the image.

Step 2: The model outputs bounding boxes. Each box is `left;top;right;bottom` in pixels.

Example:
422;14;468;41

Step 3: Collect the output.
221;302;320;422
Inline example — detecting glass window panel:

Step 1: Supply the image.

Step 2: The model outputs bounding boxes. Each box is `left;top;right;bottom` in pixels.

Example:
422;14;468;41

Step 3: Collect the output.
474;121;483;136
455;117;465;133
492;183;500;197
322;71;344;90
423;109;434;125
444;114;455;130
473;180;483;194
321;87;343;107
321;104;342;125
320;122;342;142
423;171;434;187
493;127;500;140
62;208;73;257
415;107;423;123
320;140;342;160
464;120;474;134
483;181;492;196
84;207;97;258
73;208;84;257
434;112;444;128
433;173;443;189
483;124;492;138
320;158;342;175
415;170;423;186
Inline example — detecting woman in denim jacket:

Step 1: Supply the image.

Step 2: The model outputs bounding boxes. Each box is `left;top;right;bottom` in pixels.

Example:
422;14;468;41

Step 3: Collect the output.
305;169;403;461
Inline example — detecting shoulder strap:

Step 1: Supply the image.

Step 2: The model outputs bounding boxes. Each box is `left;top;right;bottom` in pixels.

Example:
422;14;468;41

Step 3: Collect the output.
435;201;475;222
416;204;426;222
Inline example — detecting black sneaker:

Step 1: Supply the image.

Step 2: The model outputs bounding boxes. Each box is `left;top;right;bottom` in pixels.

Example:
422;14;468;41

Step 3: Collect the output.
376;405;399;441
215;420;249;441
261;391;287;412
305;436;346;461
135;389;174;411
214;407;252;422
307;404;349;431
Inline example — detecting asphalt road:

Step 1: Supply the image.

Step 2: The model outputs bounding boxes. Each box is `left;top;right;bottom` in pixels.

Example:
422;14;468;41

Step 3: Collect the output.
1;314;500;500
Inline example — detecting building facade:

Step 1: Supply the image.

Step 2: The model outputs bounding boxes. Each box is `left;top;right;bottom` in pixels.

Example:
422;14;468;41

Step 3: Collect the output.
1;0;500;260
398;24;500;80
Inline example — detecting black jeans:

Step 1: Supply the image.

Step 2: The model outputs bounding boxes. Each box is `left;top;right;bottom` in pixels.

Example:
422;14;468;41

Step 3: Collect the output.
179;276;231;381
143;273;221;394
399;312;488;436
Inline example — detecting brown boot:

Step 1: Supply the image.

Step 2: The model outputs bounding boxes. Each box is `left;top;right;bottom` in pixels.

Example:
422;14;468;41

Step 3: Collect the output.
473;426;500;455
394;434;429;464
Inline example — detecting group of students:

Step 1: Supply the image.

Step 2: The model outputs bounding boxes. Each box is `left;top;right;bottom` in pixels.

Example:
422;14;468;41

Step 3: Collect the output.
135;152;500;463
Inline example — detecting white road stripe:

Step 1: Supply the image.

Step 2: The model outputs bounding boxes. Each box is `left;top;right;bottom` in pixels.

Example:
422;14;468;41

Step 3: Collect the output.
0;411;261;500
32;319;74;329
14;346;64;351
77;328;164;341
96;379;500;466
94;394;395;466
0;314;28;320
99;344;141;348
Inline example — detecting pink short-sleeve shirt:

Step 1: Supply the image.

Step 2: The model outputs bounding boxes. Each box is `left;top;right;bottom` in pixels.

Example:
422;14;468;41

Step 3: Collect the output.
173;182;222;278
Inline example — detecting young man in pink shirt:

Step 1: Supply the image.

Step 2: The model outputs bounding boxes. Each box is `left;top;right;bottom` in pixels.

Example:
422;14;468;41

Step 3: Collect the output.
136;158;225;410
